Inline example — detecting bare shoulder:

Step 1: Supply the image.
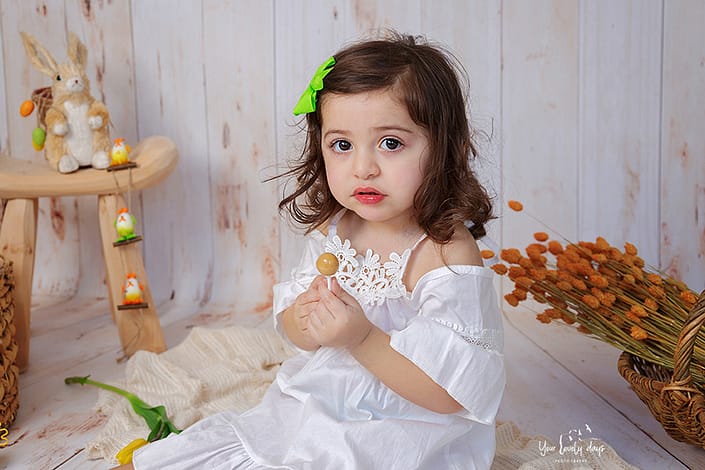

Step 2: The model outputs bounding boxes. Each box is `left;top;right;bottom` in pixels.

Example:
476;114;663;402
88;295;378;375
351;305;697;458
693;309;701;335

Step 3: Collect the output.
439;224;483;266
404;224;483;290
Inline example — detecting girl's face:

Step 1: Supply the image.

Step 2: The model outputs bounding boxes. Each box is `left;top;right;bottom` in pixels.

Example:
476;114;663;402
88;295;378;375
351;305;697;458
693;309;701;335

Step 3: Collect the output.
320;90;429;231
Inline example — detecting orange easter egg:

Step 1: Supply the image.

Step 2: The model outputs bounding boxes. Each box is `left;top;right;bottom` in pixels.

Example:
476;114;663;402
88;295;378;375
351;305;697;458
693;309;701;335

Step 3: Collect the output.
19;100;34;117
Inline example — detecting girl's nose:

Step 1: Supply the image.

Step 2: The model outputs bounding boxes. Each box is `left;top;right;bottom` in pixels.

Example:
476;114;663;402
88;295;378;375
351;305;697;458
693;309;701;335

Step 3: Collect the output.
352;151;379;179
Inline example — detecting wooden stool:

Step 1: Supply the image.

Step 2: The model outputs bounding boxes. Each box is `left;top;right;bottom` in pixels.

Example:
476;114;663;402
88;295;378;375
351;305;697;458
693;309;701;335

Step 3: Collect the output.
0;136;178;372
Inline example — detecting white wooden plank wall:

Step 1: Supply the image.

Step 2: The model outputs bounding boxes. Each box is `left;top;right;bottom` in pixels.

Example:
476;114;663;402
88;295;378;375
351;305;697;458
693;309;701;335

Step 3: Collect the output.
0;0;703;321
579;0;662;266
661;1;705;289
203;0;279;313
0;0;6;154
502;0;580;252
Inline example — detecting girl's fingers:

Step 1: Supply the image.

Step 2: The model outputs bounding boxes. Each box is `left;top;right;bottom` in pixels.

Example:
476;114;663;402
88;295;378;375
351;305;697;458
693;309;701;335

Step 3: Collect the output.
296;312;310;324
299;288;320;305
319;286;346;313
309;275;327;293
315;300;337;322
308;310;324;329
327;278;356;307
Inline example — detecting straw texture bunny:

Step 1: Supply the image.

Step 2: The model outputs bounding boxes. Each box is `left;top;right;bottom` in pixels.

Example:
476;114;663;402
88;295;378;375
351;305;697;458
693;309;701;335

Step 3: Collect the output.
21;32;111;173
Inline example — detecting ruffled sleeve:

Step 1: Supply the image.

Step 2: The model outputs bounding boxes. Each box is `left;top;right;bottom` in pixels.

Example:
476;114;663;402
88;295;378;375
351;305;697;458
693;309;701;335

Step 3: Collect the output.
272;231;326;341
389;266;505;425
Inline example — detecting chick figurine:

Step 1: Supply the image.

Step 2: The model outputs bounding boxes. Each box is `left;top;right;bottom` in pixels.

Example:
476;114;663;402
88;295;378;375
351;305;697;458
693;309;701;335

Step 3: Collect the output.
122;273;145;305
114;208;138;243
110;138;132;166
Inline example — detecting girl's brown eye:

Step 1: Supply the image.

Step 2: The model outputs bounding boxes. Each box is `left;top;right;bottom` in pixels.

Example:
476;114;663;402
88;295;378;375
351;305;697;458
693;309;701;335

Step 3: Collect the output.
332;140;352;152
56;74;62;81
381;138;402;151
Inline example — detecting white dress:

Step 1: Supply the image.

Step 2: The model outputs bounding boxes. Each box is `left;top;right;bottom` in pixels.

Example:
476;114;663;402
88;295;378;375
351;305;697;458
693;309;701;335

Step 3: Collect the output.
133;214;505;470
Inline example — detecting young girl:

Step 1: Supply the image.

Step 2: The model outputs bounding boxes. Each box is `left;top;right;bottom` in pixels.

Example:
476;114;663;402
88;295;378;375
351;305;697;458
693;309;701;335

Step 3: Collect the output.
126;33;505;470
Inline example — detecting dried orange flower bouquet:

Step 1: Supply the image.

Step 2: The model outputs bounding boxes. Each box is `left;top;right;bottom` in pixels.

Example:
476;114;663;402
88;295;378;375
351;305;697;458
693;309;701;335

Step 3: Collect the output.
489;200;705;389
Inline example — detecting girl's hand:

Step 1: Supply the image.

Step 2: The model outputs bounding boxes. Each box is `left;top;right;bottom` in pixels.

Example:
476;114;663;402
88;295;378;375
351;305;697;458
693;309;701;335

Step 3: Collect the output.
290;278;324;337
307;277;373;348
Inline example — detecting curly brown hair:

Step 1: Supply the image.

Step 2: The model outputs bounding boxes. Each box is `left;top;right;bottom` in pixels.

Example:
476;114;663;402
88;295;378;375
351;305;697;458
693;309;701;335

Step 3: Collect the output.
278;32;493;243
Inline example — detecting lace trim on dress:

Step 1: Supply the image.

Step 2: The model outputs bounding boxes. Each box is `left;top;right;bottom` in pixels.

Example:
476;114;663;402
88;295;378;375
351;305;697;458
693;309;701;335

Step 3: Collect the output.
430;318;502;351
325;235;411;306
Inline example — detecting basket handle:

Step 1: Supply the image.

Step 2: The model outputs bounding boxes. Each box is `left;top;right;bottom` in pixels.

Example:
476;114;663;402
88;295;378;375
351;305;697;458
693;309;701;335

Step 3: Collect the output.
668;290;705;385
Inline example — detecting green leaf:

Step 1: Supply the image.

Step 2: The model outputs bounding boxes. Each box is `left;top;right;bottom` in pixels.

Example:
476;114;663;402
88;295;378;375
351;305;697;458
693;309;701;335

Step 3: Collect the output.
65;375;182;441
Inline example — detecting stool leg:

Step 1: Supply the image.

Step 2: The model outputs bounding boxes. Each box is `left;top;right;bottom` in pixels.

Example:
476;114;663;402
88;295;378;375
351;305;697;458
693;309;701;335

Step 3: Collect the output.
0;198;38;373
97;194;166;356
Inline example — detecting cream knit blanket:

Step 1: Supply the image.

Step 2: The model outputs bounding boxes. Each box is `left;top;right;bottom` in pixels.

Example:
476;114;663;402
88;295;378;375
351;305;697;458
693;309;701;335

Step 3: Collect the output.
88;326;637;469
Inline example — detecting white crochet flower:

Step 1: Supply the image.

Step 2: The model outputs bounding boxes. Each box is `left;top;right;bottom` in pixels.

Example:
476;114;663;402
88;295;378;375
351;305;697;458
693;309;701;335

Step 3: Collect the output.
325;235;409;306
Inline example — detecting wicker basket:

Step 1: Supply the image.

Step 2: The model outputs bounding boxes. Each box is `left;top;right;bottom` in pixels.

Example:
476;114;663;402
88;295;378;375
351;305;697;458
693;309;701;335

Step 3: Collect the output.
618;289;705;448
0;255;19;429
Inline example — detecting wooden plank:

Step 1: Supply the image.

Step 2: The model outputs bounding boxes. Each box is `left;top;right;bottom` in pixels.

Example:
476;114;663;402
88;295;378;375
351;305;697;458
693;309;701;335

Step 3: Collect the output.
202;0;279;313
98;193;165;357
499;316;689;469
30;196;81;297
501;0;580;247
131;0;212;306
20;299;114;389
421;0;502;199
660;0;705;290
579;0;662;267
0;198;38;372
345;0;421;34
505;307;700;469
75;195;108;298
0;10;7;155
5;297;268;468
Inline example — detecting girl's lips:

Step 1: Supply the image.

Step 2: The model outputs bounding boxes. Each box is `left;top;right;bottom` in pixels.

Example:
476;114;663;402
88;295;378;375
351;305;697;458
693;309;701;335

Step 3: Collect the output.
353;187;385;204
355;193;385;204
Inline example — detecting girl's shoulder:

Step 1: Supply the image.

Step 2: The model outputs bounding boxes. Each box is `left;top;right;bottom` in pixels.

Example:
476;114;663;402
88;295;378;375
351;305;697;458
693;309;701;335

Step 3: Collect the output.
404;224;483;290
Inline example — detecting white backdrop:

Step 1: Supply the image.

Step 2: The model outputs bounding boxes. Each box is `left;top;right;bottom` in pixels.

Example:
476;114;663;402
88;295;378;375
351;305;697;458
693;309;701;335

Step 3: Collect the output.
0;0;702;317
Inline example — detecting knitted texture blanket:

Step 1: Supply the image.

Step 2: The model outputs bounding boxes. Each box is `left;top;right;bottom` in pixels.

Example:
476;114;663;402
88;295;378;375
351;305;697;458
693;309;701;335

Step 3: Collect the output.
88;326;637;469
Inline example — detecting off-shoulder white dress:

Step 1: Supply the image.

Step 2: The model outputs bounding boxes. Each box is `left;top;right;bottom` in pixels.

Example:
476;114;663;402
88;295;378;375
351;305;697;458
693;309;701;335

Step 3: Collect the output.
133;212;505;470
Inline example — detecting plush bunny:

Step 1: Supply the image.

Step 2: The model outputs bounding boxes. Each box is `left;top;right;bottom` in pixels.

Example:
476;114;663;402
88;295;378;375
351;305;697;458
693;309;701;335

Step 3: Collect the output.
21;32;111;173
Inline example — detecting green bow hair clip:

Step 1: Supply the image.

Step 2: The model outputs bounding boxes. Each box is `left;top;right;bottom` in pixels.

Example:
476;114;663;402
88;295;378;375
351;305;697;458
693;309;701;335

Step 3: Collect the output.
293;56;336;115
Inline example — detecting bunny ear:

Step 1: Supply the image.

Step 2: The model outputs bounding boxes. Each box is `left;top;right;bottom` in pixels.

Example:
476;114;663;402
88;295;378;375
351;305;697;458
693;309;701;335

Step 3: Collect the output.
20;32;58;77
67;32;87;69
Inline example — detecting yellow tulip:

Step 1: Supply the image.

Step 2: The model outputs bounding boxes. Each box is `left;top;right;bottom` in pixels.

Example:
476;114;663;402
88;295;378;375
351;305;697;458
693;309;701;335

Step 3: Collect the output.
116;438;149;464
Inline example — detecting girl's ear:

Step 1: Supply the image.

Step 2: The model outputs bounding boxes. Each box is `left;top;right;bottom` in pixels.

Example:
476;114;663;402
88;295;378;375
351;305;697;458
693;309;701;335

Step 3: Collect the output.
20;32;58;77
67;32;87;70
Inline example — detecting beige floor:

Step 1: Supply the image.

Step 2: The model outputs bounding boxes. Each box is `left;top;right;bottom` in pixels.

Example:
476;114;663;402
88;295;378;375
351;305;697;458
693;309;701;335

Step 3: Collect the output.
3;295;704;469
